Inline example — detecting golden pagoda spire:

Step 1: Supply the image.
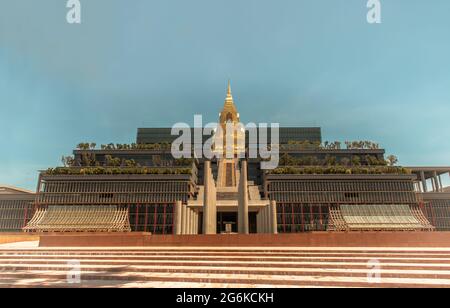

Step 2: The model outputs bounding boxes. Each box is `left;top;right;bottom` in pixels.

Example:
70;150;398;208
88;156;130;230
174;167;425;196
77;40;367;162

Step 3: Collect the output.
225;79;233;103
220;80;239;125
215;80;245;160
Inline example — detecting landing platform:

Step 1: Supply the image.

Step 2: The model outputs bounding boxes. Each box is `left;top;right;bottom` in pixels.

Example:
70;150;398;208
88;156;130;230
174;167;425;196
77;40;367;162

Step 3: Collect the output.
36;232;450;248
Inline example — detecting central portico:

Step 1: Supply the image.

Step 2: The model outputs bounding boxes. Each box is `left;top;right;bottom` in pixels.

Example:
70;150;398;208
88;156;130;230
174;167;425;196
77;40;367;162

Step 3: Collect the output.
174;83;277;235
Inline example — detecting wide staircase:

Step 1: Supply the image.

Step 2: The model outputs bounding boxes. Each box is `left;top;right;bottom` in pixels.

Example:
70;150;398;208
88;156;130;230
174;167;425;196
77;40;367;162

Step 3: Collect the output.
2;246;450;287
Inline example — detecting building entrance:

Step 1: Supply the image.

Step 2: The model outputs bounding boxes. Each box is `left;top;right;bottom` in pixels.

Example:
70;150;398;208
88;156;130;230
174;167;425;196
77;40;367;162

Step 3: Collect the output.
217;212;237;233
216;212;257;234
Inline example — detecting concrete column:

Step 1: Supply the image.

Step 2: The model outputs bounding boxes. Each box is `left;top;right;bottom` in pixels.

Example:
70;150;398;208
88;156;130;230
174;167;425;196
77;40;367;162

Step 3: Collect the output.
191;210;195;234
186;208;192;235
263;206;268;233
191;209;196;234
262;210;266;233
238;160;249;234
203;161;211;234
203;161;210;234
174;201;182;235
431;173;437;192
439;175;444;192
191;209;195;234
266;205;272;233
181;204;187;235
203;161;217;234
421;171;428;193
433;172;440;192
270;200;278;234
256;211;261;233
211;180;217;234
193;211;198;234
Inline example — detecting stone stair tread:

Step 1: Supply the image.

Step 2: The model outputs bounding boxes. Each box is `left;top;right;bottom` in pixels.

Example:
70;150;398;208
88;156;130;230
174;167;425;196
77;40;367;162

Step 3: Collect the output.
0;277;320;288
3;263;450;276
2;254;450;262
2;269;450;287
3;252;450;258
5;246;450;251
3;257;450;268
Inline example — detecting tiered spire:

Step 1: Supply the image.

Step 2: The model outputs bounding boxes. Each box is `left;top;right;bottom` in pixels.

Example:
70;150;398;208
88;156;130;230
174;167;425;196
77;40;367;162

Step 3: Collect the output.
219;79;239;124
225;79;234;104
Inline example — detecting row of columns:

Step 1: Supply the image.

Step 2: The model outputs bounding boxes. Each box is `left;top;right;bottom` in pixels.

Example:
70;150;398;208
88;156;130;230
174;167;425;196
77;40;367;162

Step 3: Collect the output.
174;201;198;235
419;171;447;193
256;200;278;234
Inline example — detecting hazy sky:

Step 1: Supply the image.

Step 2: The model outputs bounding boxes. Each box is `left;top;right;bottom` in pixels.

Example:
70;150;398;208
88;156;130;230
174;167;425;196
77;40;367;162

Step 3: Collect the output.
1;0;449;190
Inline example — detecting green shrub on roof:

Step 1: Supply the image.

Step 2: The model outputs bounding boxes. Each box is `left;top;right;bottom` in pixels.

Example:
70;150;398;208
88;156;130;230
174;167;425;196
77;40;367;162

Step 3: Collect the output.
45;167;192;176
268;166;411;175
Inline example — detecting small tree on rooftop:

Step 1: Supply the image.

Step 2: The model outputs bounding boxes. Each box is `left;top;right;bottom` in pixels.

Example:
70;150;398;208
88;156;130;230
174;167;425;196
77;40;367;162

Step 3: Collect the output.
351;155;361;166
340;157;350;167
386;155;399;166
324;155;337;166
61;155;75;167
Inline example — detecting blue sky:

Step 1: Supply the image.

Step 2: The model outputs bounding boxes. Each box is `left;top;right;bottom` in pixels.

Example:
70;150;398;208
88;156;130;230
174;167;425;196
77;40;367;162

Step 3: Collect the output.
1;0;449;190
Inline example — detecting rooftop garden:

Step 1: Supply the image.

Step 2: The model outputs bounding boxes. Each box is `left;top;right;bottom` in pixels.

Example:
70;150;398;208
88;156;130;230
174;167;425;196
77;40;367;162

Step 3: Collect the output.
272;152;405;175
44;167;192;176
61;153;194;168
279;153;399;167
268;166;411;175
283;140;381;150
75;140;382;152
76;142;172;151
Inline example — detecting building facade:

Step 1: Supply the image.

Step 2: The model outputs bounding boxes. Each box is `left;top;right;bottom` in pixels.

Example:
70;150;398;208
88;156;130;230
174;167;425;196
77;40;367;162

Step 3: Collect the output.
0;186;34;232
2;83;450;233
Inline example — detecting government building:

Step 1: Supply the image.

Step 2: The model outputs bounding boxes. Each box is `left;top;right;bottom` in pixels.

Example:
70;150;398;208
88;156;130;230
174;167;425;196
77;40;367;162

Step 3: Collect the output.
1;83;450;234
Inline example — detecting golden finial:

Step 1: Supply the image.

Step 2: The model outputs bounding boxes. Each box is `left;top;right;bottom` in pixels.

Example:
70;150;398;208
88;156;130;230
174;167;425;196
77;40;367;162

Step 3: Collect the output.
226;79;233;102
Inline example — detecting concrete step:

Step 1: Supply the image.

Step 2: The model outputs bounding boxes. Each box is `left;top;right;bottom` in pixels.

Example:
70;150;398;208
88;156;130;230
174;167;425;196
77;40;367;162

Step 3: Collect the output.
1;269;450;288
4;247;450;253
3;258;450;271
3;263;450;279
3;250;450;257
3;247;450;287
2;254;450;264
0;277;313;288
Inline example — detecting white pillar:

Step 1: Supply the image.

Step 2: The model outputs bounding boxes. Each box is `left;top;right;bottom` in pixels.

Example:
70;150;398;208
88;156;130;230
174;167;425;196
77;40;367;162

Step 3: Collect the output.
256;211;262;233
421;171;428;193
270;200;278;234
264;205;270;233
193;211;198;234
415;182;421;193
238;160;249;234
181;204;187;235
174;201;182;235
261;206;267;233
187;208;192;234
203;161;217;234
190;209;195;234
433;172;440;192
